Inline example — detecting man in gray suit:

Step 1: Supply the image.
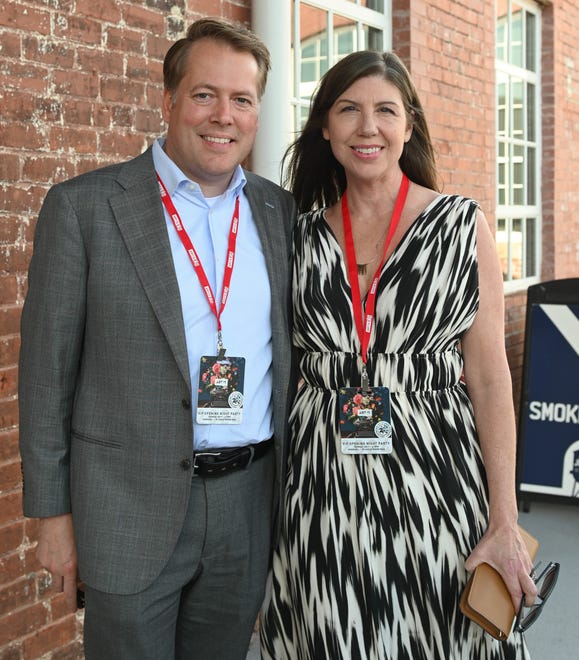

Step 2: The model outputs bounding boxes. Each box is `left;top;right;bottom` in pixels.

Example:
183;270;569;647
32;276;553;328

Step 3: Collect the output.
19;17;296;660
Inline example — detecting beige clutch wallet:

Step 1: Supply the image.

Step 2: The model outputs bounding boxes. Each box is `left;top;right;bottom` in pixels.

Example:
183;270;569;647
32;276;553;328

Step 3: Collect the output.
459;525;539;641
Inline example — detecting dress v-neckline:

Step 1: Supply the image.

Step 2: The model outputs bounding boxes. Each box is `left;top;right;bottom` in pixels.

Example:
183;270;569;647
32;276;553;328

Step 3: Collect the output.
321;193;447;299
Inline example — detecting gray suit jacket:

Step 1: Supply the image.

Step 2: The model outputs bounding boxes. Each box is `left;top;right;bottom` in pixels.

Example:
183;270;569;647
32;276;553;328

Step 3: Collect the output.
19;147;296;594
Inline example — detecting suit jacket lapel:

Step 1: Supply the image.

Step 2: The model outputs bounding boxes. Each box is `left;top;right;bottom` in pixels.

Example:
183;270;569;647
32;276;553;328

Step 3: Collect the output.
109;150;191;390
244;177;288;307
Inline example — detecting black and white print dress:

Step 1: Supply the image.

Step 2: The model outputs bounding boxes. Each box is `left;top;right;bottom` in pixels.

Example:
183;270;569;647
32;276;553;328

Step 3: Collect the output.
260;195;528;659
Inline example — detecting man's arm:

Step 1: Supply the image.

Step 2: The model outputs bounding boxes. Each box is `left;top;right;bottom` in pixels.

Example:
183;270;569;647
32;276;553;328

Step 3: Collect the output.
19;183;87;609
19;183;87;516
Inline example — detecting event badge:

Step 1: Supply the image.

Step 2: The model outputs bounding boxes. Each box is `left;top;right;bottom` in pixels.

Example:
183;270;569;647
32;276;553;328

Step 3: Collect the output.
196;355;245;424
338;385;392;454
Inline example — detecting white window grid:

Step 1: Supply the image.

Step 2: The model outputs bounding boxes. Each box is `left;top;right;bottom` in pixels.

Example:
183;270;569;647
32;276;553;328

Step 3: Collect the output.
292;0;391;132
495;0;541;288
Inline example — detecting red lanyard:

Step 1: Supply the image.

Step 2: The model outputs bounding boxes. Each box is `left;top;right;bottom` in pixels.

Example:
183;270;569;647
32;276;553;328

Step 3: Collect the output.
342;174;409;371
156;174;239;342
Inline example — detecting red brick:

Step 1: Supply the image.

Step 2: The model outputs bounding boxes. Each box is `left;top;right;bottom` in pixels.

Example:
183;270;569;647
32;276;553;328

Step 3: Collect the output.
0;520;24;558
0;644;23;658
50;638;85;659
61;100;94;128
22;157;75;186
0;61;50;94
0;366;17;397
100;77;145;105
22;36;75;69
53;14;102;45
21;616;79;659
49;127;98;155
76;47;124;77
0;245;31;274
0;429;20;463
99;132;147;159
0;334;20;368
0;601;49;647
0;460;21;493
122;4;165;33
75;0;122;22
52;69;99;99
0;2;50;33
0;576;36;618
0;398;19;431
0;124;45;151
0;31;21;58
0;304;23;337
0;491;23;528
106;26;145;53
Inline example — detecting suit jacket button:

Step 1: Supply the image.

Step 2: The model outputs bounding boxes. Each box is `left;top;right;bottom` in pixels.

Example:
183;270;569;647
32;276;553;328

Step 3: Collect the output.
180;458;192;470
182;398;191;410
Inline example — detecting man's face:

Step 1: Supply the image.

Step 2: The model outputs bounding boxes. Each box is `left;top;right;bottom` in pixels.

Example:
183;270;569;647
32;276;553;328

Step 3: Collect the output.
162;38;261;196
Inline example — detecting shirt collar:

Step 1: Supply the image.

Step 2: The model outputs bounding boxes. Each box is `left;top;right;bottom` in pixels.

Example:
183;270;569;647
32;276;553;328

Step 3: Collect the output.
152;137;247;199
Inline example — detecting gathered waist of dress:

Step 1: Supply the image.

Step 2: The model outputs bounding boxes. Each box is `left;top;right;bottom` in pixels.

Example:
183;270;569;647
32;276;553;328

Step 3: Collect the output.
298;350;464;393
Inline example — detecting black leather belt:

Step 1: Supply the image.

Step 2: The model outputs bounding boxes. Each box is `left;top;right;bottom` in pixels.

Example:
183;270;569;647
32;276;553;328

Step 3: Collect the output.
192;438;273;478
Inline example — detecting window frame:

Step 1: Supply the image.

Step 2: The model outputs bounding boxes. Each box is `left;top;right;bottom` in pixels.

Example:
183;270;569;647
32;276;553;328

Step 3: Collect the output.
495;0;542;292
291;0;391;133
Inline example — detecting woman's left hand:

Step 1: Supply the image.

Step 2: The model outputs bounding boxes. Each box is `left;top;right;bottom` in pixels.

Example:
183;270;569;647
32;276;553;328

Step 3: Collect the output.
465;523;538;610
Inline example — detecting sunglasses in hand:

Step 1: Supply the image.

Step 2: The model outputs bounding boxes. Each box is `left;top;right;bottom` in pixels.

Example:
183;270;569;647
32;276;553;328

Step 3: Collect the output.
515;561;560;633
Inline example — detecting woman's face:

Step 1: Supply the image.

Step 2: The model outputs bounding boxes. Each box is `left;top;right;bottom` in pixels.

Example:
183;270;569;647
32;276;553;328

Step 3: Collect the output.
322;74;412;184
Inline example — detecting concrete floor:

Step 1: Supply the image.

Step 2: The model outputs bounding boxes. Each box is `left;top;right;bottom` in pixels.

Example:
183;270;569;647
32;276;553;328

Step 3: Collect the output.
247;498;578;659
518;498;579;659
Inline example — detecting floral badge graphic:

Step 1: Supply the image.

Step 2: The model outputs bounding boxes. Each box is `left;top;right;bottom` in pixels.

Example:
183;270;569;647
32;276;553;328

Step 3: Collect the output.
339;387;387;438
198;356;245;409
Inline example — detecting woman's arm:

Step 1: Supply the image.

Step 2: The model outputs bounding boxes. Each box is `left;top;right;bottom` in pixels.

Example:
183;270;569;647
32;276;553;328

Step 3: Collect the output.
461;209;538;609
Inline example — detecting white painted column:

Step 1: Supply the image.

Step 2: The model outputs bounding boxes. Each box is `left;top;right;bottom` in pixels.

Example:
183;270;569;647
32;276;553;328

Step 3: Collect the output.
252;0;293;185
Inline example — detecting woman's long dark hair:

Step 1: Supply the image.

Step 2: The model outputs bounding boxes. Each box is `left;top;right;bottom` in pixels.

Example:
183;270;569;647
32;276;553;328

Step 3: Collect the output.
283;50;439;212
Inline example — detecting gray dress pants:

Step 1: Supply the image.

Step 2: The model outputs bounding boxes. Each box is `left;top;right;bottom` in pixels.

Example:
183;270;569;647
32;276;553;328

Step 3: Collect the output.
83;450;274;660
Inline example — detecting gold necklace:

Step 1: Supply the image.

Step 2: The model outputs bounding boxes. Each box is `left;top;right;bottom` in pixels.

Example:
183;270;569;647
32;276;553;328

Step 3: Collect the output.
356;223;390;275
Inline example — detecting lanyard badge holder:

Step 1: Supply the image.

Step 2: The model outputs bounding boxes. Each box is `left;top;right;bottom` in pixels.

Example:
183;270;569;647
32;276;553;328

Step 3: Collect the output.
338;174;409;454
157;174;246;424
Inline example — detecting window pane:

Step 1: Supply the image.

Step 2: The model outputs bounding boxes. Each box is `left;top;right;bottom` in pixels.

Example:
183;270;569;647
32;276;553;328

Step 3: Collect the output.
336;25;354;56
526;81;535;141
513;144;524;205
299;5;328;99
300;105;309;129
496;20;507;62
301;60;316;81
365;25;383;51
498;165;506;205
525;217;537;277
527;147;536;205
511;5;523;67
496;217;509;280
332;14;356;64
511;218;523;279
525;11;536;72
512;79;524;139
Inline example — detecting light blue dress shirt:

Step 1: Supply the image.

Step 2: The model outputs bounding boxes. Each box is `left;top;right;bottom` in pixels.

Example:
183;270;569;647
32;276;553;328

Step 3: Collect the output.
152;138;273;449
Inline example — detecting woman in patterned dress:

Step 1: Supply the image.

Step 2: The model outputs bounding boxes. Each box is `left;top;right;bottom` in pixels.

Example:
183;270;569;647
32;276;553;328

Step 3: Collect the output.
260;51;537;659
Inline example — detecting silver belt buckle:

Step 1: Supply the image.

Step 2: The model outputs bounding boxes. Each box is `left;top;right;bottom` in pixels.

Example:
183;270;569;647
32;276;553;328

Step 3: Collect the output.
192;451;221;476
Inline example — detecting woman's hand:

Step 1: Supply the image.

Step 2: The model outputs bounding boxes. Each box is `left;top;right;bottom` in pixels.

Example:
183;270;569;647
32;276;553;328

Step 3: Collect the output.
465;523;538;610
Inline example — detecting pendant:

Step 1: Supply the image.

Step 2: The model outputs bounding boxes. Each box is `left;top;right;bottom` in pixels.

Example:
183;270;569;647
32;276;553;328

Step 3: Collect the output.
357;263;368;275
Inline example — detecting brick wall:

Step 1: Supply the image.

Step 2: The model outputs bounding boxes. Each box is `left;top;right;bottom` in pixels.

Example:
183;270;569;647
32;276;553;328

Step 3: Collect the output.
550;0;579;281
0;2;251;657
393;0;496;211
